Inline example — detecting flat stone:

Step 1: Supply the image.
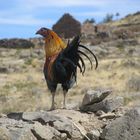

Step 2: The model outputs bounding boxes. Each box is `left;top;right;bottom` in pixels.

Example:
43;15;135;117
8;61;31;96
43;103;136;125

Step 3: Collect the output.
9;127;36;140
31;122;61;140
81;89;112;106
7;112;23;120
99;112;116;120
22;111;83;140
53;118;83;140
80;96;124;113
22;111;60;124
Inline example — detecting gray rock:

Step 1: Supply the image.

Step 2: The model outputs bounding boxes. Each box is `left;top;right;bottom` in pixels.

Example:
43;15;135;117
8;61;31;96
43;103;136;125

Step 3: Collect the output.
105;97;124;112
80;97;124;113
107;97;123;112
61;133;67;140
80;100;104;112
101;107;140;140
0;115;62;140
0;127;11;140
7;112;23;120
0;66;8;73
53;117;83;140
96;110;105;116
9;127;36;140
87;129;100;140
22;112;44;121
22;111;61;124
53;118;72;138
98;112;116;120
0;118;36;140
81;90;112;106
0;117;27;126
31;122;61;140
22;111;83;140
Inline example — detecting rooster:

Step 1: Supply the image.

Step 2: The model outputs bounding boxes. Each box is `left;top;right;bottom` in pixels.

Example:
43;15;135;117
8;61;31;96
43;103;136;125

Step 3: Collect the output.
36;27;98;110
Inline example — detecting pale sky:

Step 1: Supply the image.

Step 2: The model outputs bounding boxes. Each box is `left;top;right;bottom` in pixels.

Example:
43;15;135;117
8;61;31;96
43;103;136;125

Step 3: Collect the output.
0;0;140;38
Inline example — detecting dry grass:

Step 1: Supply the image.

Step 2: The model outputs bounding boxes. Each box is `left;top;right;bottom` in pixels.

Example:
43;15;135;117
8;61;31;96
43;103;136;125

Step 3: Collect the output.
106;12;140;27
0;55;140;114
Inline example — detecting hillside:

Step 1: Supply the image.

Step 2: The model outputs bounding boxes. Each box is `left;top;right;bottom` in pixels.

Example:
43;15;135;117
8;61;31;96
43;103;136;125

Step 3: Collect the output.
107;11;140;26
0;11;140;140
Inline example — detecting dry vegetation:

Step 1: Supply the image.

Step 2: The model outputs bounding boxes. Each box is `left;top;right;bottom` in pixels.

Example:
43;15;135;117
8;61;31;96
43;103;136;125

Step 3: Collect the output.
0;12;140;114
0;42;140;114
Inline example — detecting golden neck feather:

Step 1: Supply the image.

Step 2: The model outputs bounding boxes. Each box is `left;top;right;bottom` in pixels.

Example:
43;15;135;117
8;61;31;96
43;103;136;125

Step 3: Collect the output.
44;30;66;58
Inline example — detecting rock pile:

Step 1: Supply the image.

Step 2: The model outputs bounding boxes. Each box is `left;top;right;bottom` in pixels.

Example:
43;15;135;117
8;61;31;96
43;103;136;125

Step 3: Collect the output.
80;89;124;113
101;107;140;140
0;108;104;140
0;90;140;140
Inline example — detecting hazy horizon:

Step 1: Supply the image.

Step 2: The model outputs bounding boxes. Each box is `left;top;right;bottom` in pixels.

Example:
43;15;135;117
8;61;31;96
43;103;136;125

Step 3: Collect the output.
0;0;140;39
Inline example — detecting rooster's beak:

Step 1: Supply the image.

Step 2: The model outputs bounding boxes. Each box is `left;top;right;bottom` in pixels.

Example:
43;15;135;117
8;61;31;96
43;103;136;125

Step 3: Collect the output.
35;30;40;35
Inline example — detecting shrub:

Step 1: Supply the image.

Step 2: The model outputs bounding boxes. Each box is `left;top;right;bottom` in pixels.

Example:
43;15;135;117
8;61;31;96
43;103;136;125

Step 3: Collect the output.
0;38;34;49
102;14;114;23
126;75;140;91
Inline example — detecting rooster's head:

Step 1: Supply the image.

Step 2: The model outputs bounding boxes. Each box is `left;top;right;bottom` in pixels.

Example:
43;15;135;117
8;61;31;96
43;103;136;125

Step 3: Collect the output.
36;27;48;37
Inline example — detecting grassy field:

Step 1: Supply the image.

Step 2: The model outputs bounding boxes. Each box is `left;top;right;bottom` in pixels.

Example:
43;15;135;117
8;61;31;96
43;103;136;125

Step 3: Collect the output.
0;46;139;113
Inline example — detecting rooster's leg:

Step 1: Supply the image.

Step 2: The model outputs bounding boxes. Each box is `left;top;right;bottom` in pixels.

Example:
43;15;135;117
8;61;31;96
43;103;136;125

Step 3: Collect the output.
50;92;55;110
63;90;67;109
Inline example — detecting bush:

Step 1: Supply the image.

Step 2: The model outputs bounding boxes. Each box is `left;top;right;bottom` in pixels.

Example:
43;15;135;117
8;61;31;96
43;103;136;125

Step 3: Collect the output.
102;14;114;23
126;75;140;91
84;18;96;24
0;39;34;49
116;42;125;50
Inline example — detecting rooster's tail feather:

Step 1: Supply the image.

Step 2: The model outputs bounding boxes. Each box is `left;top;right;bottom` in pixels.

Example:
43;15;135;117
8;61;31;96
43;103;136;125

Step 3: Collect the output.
62;36;98;75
